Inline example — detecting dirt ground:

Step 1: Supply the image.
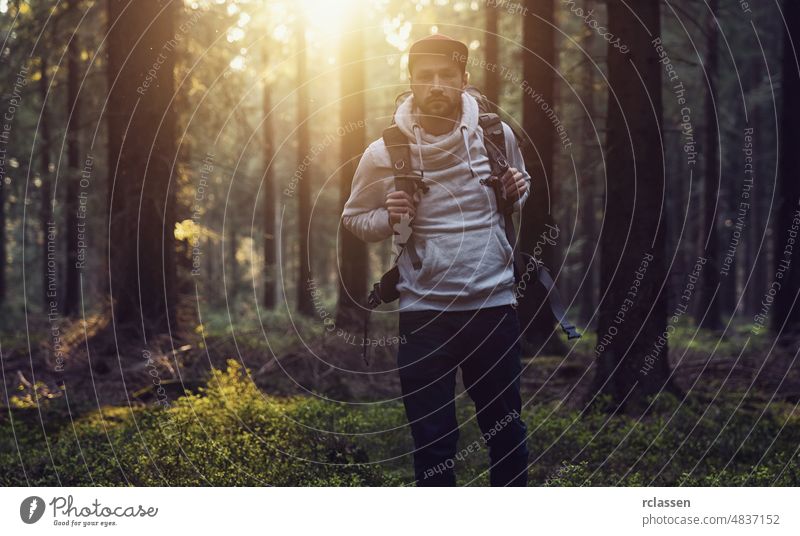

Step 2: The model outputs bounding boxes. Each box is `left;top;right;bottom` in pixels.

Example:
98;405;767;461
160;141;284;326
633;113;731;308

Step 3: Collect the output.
3;312;798;421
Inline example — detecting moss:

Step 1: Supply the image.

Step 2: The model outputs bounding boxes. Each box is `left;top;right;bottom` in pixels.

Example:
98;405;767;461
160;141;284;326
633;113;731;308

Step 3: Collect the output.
2;360;799;486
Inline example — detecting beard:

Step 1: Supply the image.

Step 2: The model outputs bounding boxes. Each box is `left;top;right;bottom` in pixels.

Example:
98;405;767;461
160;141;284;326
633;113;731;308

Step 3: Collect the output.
417;94;459;118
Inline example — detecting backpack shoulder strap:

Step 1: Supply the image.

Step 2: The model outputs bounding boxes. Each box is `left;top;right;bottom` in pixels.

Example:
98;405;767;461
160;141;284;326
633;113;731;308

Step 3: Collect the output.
478;112;509;179
382;125;424;270
477;114;582;340
477;114;526;279
382;125;414;187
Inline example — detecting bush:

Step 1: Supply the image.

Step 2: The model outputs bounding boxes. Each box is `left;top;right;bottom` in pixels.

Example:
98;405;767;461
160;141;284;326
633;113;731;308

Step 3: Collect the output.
3;360;390;486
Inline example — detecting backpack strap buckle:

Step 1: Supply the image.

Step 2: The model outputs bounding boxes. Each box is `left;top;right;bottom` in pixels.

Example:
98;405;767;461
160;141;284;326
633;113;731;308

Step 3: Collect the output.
478;113;509;179
382;125;425;271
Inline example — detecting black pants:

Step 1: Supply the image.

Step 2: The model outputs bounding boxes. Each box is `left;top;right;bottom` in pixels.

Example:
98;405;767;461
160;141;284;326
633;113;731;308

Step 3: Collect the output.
397;304;529;486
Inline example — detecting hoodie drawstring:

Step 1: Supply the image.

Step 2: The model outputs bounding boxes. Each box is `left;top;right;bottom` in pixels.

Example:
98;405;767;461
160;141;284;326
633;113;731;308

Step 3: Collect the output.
412;124;426;178
461;125;476;178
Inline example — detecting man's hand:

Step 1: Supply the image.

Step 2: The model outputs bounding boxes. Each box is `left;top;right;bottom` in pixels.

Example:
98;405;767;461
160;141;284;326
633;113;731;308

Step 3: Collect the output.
385;190;418;226
500;167;529;202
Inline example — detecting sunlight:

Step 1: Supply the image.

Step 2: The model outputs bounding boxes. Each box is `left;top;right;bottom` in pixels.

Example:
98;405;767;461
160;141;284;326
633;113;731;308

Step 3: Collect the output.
296;0;360;33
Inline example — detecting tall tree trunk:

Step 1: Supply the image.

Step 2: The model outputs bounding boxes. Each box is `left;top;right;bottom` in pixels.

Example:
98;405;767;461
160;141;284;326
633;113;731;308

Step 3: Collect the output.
699;0;722;331
227;220;238;300
746;68;764;317
745;158;762;316
519;0;565;355
590;0;675;413
295;18;313;316
578;0;596;324
0;134;5;305
63;0;81;316
336;6;368;326
107;0;178;338
773;0;800;338
720;137;740;319
39;56;54;310
484;3;500;109
262;44;277;310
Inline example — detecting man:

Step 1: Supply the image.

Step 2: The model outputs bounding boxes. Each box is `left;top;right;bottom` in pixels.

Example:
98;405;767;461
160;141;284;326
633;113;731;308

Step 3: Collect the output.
341;34;531;486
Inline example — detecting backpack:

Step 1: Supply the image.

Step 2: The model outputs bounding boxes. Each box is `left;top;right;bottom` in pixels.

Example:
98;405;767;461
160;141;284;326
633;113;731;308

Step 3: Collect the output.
360;86;580;363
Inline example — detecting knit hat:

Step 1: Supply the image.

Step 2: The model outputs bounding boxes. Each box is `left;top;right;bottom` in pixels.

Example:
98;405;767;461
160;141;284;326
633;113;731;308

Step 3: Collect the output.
408;33;469;74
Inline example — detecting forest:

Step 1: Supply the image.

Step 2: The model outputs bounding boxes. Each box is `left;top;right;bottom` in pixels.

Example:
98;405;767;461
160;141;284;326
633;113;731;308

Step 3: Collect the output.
1;0;799;487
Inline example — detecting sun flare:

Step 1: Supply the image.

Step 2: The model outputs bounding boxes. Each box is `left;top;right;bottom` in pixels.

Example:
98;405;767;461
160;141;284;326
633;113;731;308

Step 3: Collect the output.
296;0;363;32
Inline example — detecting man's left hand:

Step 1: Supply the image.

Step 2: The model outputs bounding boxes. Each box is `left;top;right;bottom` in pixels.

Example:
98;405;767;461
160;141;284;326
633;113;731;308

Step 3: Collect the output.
500;167;529;202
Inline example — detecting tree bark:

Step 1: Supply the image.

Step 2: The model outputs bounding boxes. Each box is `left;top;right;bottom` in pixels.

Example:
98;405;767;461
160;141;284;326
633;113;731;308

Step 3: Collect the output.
106;0;178;338
262;44;277;310
519;0;566;355
336;7;368;326
773;0;800;338
295;18;313;316
699;0;722;331
484;3;501;109
63;0;81;316
227;217;238;300
590;0;675;413
39;56;54;310
578;0;596;324
0;133;5;305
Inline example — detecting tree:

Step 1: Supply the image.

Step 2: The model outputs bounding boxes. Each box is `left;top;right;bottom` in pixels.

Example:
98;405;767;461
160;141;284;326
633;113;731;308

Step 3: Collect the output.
518;0;565;354
0;133;5;305
38;52;54;310
106;0;178;338
484;2;500;108
697;0;722;331
295;15;313;316
590;0;676;412
336;6;368;326
772;0;800;338
63;0;81;316
262;42;277;310
578;0;597;323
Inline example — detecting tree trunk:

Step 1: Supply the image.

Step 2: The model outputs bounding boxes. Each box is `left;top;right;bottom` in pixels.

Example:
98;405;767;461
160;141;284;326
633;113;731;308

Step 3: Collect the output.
295;18;314;316
699;0;722;331
0;183;11;305
519;0;565;355
106;0;178;338
578;0;596;325
590;0;675;413
39;56;54;310
746;68;764;317
336;6;368;327
484;3;500;109
262;44;277;310
773;0;800;338
227;219;238;300
0;136;5;305
63;0;81;316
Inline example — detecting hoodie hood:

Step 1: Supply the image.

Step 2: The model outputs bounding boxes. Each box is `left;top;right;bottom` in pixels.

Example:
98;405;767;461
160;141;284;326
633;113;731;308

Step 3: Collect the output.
393;91;480;175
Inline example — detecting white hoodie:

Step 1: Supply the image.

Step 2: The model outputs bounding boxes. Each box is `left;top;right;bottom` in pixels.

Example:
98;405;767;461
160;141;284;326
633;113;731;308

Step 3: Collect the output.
342;91;530;312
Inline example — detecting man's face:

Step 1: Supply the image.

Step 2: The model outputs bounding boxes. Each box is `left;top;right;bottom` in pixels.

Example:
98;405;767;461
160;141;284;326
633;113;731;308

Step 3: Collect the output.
409;54;467;119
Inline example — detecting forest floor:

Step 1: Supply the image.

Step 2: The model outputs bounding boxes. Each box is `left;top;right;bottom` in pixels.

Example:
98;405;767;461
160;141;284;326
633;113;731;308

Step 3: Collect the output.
3;306;798;415
2;307;800;485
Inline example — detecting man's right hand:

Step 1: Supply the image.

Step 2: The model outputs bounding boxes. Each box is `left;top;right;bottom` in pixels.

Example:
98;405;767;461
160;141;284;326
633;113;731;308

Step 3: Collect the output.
385;191;417;226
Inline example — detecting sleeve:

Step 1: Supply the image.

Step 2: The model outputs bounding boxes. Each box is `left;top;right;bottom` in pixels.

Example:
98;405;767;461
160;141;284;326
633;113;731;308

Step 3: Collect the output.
341;145;395;243
503;123;531;212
